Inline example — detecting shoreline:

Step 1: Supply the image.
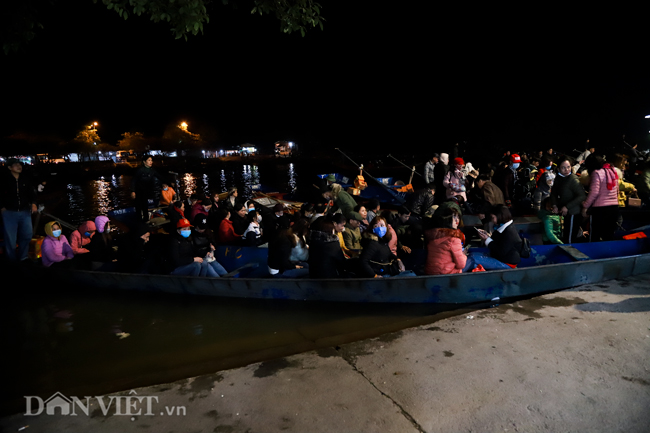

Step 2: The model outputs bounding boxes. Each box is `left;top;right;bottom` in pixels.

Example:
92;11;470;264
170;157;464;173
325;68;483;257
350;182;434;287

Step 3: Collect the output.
3;274;649;432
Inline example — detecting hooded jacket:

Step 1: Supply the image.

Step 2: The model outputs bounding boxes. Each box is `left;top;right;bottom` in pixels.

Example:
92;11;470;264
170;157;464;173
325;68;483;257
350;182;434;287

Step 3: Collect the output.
583;167;619;209
70;220;96;254
95;216;110;233
41;221;74;267
424;228;466;275
308;230;345;278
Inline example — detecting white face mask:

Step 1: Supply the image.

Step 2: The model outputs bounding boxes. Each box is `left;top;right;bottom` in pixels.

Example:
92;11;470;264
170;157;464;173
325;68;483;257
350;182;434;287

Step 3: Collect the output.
257;215;263;223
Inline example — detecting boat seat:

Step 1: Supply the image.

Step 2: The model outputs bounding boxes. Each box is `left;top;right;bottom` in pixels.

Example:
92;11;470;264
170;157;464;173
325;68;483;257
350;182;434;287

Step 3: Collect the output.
222;262;259;278
558;245;590;261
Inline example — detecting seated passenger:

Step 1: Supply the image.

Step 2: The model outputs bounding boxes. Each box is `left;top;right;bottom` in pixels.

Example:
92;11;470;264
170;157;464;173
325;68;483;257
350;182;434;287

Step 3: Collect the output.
192;215;228;277
308;218;345;278
264;203;291;242
288;219;310;264
217;209;243;244
118;223;158;274
160;183;177;207
267;225;310;278
169;218;221;277
88;215;119;271
189;196;211;222
242;209;264;246
358;216;406;278
342;211;364;257
538;197;563;244
310;203;327;224
365;199;381;225
230;202;251;236
41;221;75;268
69;220;96;255
475;205;522;269
353;204;369;233
166;200;186;233
408;183;436;219
423;207;468;275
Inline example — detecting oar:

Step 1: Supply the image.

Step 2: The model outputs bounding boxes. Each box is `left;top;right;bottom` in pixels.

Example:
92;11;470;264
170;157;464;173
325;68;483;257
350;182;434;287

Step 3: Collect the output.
335;148;407;204
387;154;423;178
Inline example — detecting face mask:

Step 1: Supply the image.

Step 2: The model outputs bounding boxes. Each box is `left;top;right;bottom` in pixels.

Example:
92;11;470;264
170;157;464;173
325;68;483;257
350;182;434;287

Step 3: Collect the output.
180;230;191;238
373;226;387;238
257;215;263;223
546;166;552;170
52;230;62;238
84;231;91;237
511;163;520;169
248;207;255;212
163;187;168;191
105;227;111;234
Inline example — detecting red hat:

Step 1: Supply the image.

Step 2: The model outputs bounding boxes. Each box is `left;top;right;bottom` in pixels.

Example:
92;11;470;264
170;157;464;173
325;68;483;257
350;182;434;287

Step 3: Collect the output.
453;157;465;166
177;218;192;229
510;154;521;164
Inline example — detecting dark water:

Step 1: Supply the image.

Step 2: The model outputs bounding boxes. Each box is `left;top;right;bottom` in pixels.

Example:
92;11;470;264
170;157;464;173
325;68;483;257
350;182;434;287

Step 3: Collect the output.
46;161;314;226
3;160;469;416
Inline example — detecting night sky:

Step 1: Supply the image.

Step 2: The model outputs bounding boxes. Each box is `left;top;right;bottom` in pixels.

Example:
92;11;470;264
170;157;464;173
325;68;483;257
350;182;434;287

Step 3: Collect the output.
2;2;649;156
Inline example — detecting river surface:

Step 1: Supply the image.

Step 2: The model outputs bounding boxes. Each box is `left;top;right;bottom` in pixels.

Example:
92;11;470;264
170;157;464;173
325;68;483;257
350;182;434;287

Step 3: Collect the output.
5;159;469;416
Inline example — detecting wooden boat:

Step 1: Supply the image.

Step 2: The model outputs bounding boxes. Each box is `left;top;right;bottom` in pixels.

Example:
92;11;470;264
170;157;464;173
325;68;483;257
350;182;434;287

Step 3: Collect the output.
317;173;409;206
25;228;650;304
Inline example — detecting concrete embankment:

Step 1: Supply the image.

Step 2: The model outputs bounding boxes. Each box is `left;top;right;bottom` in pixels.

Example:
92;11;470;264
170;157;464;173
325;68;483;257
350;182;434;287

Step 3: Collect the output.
3;274;649;433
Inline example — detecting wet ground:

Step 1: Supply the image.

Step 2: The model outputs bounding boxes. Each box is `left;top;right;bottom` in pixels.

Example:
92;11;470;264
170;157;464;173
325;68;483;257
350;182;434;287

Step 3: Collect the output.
2;274;648;432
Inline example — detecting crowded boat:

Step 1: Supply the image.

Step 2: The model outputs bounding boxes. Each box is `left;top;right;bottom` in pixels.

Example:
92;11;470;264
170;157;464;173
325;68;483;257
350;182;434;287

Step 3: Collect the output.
1;144;649;280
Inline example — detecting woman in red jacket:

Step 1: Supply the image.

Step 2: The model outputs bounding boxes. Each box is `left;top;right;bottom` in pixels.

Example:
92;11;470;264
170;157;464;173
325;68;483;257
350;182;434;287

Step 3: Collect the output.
217;209;242;244
424;207;467;275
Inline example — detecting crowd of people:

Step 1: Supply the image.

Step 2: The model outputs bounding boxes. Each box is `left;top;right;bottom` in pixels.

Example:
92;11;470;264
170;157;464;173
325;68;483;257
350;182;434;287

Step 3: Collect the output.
1;143;649;278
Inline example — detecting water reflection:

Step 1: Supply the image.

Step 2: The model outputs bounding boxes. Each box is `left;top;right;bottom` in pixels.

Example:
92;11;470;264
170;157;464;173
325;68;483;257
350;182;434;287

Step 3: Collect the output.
93;178;111;216
288;163;297;192
181;173;197;199
220;169;227;192
202;174;210;197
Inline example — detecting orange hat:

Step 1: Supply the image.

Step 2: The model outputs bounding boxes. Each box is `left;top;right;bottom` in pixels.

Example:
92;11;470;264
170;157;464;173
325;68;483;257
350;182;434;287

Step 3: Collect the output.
177;218;192;229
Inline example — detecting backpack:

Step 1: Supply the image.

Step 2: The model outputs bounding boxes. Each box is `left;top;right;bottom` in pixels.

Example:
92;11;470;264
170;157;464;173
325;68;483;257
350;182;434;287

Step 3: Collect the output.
519;234;531;259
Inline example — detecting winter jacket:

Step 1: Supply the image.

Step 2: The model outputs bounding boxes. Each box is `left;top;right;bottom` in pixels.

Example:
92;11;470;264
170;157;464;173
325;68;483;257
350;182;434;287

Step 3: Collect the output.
95;215;110;233
549;173;586;216
41;221;74;267
358;233;398;277
168;232;197;270
538;209;563;244
268;235;299;273
308;230;345;278
218;219;242;244
70;221;96;254
189;202;209;222
331;184;357;218
424;160;435;184
130;165;161;196
424;228;466;275
584;168;619;209
342;224;362;252
0;170;36;212
443;169;467;201
409;188;435;217
486;222;521;266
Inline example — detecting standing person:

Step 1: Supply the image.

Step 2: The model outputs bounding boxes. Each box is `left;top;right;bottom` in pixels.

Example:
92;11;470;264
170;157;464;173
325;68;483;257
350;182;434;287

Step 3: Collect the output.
424;153;439;185
322;183;356;219
443;158;468;202
130;155;162;222
581;155;620;242
0;158;38;262
434;153;449;204
550;156;586;243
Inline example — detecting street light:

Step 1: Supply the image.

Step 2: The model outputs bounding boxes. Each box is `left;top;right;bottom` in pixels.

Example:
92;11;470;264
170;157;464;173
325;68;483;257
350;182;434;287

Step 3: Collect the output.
180;122;188;131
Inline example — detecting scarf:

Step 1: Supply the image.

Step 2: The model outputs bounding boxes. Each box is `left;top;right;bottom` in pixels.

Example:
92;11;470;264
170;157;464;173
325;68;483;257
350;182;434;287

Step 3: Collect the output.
602;164;618;191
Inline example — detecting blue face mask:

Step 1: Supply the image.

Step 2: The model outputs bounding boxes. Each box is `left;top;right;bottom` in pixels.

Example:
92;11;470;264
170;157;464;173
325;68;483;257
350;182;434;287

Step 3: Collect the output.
180;230;191;238
52;230;62;238
373;226;387;238
84;231;91;237
511;163;520;170
546;166;552;170
248;207;255;212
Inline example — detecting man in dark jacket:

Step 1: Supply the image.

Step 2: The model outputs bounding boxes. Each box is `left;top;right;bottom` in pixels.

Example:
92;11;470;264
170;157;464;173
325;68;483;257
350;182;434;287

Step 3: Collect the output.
130;155;162;221
0;158;37;262
168;218;204;276
408;183;436;218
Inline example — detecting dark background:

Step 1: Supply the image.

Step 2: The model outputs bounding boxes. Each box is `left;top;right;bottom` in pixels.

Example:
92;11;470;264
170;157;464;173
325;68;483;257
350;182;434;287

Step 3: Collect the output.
2;2;649;156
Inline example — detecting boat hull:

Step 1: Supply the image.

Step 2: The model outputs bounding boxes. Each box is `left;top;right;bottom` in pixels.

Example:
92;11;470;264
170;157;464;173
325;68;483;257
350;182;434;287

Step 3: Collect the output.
28;236;650;304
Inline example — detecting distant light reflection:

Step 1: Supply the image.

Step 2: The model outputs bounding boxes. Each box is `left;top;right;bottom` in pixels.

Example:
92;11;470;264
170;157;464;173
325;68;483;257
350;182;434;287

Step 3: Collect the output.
182;173;197;199
288;163;297;191
93;179;111;216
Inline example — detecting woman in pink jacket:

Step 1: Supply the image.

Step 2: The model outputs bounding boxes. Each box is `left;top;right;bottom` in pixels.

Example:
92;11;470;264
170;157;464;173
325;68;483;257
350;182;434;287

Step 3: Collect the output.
69;220;96;254
424;207;467;275
41;220;75;268
581;155;619;241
